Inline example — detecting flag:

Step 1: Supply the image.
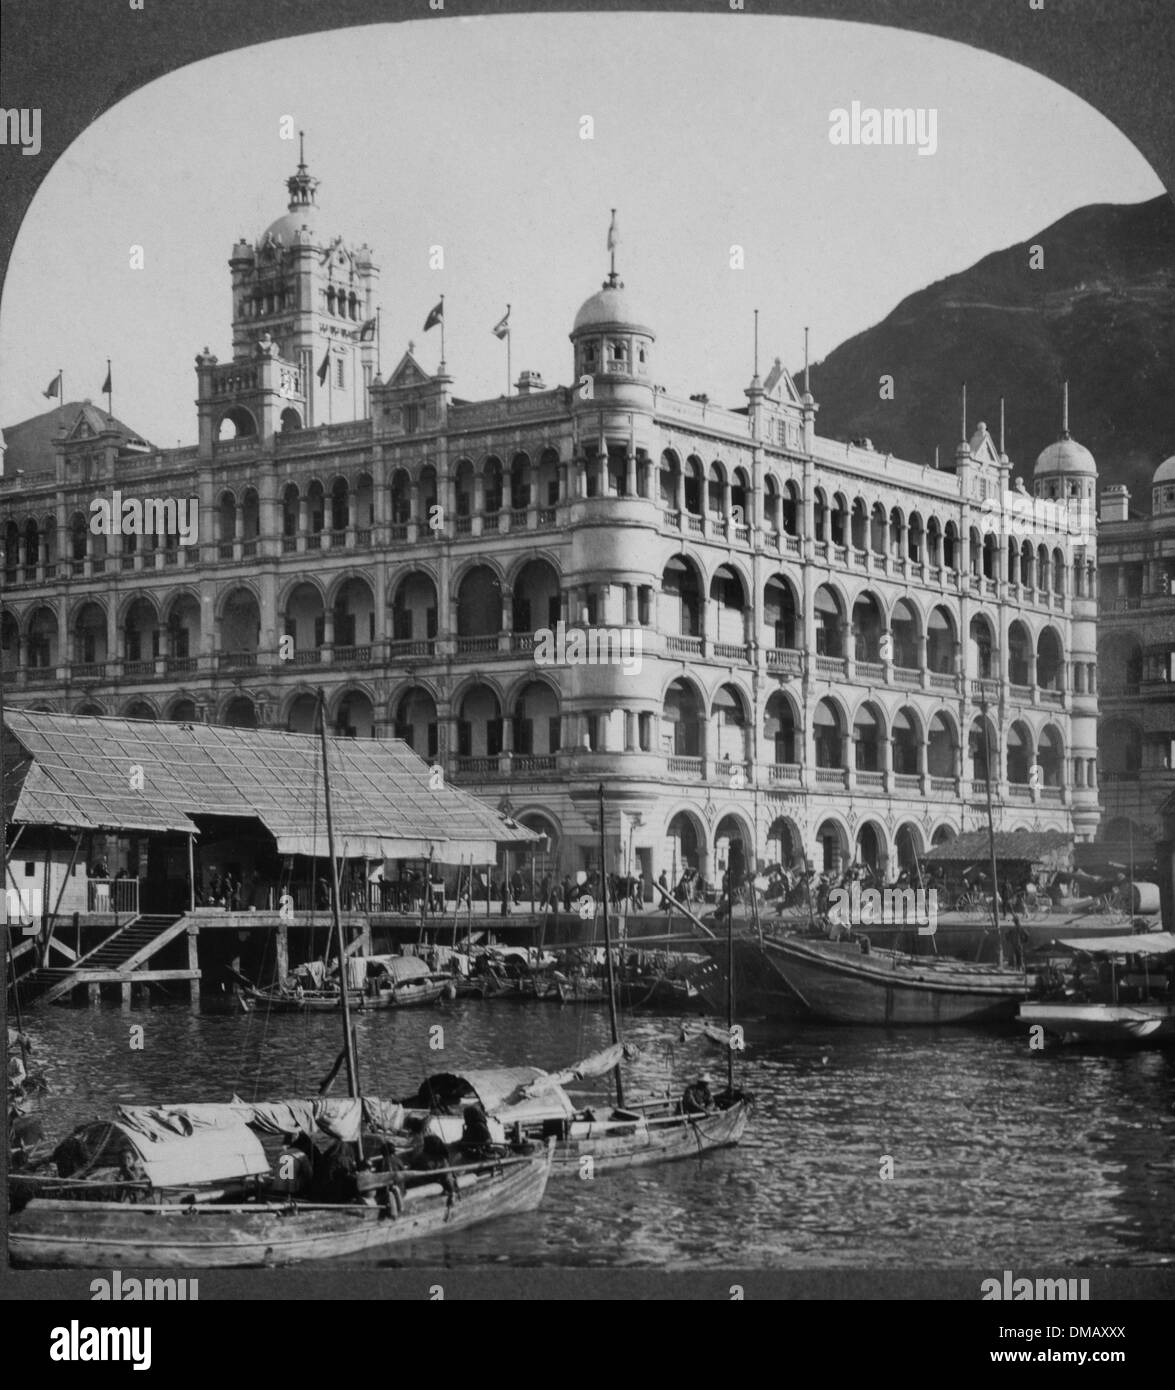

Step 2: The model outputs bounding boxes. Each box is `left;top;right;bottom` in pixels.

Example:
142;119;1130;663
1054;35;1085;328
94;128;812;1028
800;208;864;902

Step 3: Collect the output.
606;210;618;253
359;317;377;342
423;300;444;332
492;307;510;340
316;349;331;385
101;366;112;395
43;372;61;399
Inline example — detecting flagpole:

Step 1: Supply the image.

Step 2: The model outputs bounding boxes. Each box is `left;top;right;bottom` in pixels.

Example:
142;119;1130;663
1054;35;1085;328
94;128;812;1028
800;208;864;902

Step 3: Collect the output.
609;207;617;282
439;295;446;369
105;360;111;419
506;305;511;396
376;308;382;378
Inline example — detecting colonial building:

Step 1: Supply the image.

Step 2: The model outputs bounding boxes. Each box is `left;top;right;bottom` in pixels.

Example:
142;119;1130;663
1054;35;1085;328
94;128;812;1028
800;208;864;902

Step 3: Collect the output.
0;154;1103;889
1095;457;1175;853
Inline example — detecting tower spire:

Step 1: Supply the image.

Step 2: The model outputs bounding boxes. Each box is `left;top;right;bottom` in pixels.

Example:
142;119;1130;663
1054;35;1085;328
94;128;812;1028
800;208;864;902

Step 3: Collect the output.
286;132;319;213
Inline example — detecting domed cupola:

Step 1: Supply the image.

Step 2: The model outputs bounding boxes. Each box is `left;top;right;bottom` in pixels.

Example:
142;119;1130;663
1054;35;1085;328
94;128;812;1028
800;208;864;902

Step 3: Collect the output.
569;211;655;394
261;134;322;247
1033;382;1096;504
1152;454;1175;515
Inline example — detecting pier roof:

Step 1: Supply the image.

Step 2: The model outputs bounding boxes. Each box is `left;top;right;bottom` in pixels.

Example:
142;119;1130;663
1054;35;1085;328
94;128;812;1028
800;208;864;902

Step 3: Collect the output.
923;829;1073;867
2;710;536;860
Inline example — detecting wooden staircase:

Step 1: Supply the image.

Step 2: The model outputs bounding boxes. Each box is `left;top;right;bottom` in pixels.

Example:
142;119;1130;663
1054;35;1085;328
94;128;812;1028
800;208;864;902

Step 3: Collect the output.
11;914;194;1006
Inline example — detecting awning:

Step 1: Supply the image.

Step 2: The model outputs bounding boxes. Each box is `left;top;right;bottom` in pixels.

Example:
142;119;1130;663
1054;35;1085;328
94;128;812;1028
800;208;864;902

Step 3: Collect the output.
367;954;432;983
1055;933;1175;957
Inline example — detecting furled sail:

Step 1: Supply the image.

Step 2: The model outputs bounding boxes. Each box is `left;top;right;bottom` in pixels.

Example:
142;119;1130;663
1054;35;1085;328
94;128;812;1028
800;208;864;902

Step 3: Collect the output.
519;1042;641;1098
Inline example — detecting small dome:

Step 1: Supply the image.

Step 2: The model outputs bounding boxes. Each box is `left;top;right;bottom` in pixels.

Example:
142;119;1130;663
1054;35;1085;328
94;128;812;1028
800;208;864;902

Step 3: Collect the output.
1033;431;1096;477
261;209;319;245
572;282;655;338
1153;455;1175;485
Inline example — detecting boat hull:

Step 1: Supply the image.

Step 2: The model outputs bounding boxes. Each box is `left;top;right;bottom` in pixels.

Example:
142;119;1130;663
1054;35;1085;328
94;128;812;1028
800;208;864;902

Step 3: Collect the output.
245;980;447;1012
550;1100;750;1175
8;1146;553;1269
1019;1001;1175;1045
761;934;1030;1025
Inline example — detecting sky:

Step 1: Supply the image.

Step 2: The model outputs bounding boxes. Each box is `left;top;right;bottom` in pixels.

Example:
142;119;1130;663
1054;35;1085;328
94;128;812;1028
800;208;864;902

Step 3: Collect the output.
0;12;1164;449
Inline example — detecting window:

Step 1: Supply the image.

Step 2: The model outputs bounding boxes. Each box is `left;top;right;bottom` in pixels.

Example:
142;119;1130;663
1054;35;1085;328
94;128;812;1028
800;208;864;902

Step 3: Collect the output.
549;716;562;753
402;404;419;433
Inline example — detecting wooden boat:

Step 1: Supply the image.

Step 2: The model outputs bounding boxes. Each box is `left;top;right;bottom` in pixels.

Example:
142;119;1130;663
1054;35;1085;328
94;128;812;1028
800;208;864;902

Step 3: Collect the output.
240;954;451;1012
1019;932;1175;1046
760;930;1034;1025
401;1056;749;1178
10;688;552;1268
9;1101;553;1268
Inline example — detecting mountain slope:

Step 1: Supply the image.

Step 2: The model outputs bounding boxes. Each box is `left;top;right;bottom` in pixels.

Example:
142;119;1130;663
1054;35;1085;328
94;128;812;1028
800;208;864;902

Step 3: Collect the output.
801;196;1175;503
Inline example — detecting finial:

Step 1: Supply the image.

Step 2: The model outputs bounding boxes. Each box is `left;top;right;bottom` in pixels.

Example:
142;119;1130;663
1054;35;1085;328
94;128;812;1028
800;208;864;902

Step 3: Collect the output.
753;309;759;380
606;209;619;288
299;130;306;169
961;381;967;443
999;396;1005;456
804;327;810;396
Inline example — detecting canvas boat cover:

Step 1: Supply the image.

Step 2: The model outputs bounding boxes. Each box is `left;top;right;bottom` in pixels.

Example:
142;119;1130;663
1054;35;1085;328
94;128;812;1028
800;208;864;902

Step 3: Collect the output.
3;709;537;857
66;1117;272;1188
116;1096;407;1148
1055;933;1175;957
366;954;433;983
415;1069;576;1123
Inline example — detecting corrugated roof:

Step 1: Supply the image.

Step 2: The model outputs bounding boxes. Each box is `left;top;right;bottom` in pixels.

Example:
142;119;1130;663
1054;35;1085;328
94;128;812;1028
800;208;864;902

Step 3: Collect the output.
923;829;1073;864
3;710;536;857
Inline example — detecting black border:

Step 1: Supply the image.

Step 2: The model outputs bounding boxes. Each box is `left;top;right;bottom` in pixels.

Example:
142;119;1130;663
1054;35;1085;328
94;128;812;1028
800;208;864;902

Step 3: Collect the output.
3;0;1174;1310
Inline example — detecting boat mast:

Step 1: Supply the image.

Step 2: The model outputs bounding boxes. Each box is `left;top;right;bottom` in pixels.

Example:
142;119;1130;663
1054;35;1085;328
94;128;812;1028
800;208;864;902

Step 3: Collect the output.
318;687;360;1099
597;783;625;1107
725;843;737;1096
978;691;1004;967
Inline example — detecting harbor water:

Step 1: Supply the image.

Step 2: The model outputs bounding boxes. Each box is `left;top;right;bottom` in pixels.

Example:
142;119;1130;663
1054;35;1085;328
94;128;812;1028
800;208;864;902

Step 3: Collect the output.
15;998;1175;1270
